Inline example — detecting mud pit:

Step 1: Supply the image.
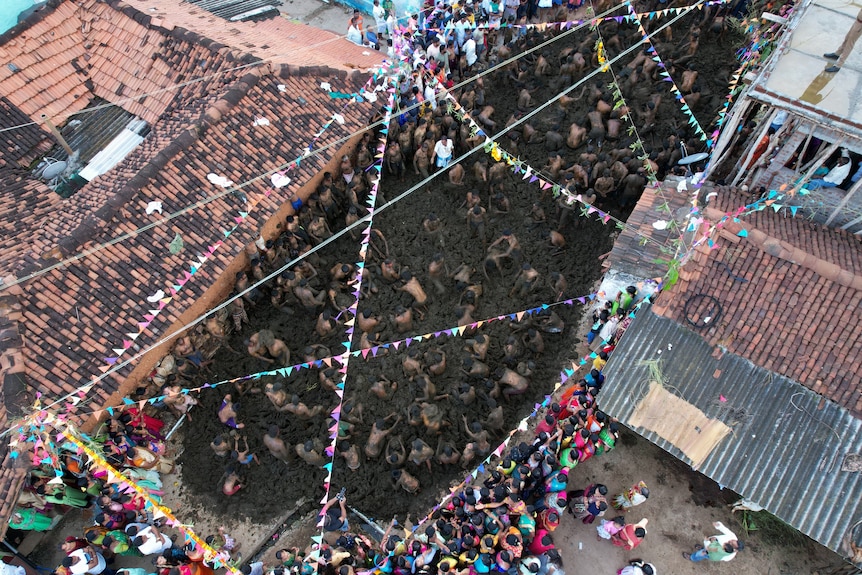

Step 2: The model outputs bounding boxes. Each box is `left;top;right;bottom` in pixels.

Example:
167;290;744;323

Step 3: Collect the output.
177;13;742;523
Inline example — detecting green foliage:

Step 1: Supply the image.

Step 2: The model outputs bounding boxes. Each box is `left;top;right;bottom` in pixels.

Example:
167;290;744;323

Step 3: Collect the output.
663;259;680;288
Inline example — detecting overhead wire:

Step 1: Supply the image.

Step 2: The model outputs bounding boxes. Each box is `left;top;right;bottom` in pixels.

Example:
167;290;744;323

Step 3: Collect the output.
1;0;636;290
3;0;704;438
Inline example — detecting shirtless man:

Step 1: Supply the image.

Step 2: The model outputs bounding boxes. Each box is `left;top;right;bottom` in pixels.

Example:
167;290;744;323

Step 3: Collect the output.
337;442;362;471
393;469;420;494
523;328;544;356
385;436;407;467
398;271;429;319
428;253;448;295
307;216;332;245
408;438;435;472
380;259;401;283
594;169;615;199
420;402;449;434
263;426;290;462
461;357;490;379
414;213;444;248
424;347;447;376
496;367;530;397
456;298;476;326
252;330;290;366
490;191;511;216
222;464;243;496
549;272;567;301
293;280;326;313
283;395;324;419
301;344;331;364
456;382;476;405
211;435;231;457
450;263;476;290
319;367;341;393
483;399;505;430
547;230;566;255
365;415;401;459
413;141;431;179
345;205;360;240
448;163;466;186
487;230;520;264
264;381;291;411
402;348;423;377
357;308;381;335
231;299;249;334
510;263;540;298
392;305;413;334
294;439;326;467
436;439;460;466
386;140;405;181
218;394;244;429
370;375;398;400
316;310;338;338
329;263;353;298
462;418;491;454
463;189;482;210
466;205;488;247
681;66;699;93
412;373;438;402
464;334;490;360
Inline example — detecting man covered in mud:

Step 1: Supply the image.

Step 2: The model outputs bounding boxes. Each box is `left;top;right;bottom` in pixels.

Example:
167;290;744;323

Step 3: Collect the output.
263;425;290;462
365;415;401;459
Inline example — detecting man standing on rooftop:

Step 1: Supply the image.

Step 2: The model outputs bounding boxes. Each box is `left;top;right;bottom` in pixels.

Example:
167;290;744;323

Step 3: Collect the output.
823;6;862;72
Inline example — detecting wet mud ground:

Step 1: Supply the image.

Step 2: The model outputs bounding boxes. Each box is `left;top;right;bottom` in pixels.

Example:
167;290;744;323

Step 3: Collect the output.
177;14;743;523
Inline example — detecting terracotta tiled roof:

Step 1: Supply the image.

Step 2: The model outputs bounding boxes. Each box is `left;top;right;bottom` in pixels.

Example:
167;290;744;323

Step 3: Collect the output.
651;187;862;416
0;0;376;532
120;0;383;70
603;179;696;279
0;288;35;540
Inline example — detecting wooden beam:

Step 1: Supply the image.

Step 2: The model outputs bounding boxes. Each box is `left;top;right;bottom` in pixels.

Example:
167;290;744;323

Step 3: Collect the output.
705;98;752;180
825;177;862;226
792;137;845;195
731;109;777;188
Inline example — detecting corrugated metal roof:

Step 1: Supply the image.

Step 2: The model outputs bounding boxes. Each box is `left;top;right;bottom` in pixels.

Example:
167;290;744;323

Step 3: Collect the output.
185;0;282;21
601;305;862;562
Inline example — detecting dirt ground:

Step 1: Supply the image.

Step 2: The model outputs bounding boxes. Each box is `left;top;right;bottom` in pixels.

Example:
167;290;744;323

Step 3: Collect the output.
559;427;842;575
23;7;852;575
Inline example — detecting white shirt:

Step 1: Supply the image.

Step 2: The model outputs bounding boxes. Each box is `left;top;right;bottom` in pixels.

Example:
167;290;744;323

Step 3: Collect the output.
825;160;852;184
463;37;477;65
426;42;442;62
703;522;738;562
598;316;619;342
434;139;453;159
68;550;91;575
423;84;437;110
136;527;172;555
347;25;363;45
373;4;386;28
386;13;396;36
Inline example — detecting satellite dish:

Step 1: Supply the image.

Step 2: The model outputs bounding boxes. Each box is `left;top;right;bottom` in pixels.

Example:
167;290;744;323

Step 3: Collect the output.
40;160;68;180
677;152;710;166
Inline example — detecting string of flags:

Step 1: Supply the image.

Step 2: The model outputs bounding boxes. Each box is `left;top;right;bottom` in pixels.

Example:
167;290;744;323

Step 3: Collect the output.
625;2;709;144
59;423;238;572
419;0;729;33
64;294;598;423
308;63;399;564
85;72;380;422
